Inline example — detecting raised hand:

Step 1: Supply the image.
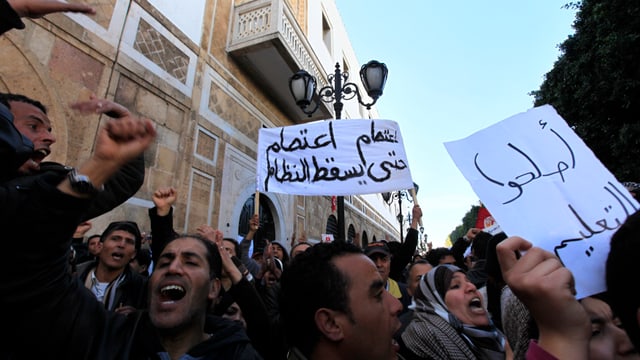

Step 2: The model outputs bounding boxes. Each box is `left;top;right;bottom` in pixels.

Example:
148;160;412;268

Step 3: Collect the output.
204;227;242;283
59;112;155;197
8;0;95;18
73;220;92;238
411;204;422;228
496;236;590;359
249;214;259;232
196;224;216;243
465;227;481;241
70;95;130;119
152;187;177;216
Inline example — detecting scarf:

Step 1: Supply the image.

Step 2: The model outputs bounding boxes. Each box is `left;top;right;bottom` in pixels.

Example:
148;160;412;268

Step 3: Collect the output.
84;267;127;310
404;264;506;360
387;277;403;299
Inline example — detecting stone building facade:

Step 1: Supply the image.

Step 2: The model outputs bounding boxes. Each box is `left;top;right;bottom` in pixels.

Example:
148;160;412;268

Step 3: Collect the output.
1;0;405;251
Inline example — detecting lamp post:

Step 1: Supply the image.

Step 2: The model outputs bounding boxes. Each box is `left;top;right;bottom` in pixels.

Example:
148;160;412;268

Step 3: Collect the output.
382;182;419;243
288;61;388;242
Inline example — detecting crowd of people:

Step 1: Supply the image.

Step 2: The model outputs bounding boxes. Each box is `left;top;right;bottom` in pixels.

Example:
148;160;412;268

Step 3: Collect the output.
3;1;640;359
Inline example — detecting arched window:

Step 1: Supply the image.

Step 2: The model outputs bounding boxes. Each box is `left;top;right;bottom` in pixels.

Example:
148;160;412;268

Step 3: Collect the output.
325;215;338;240
347;224;356;243
239;193;275;253
361;230;369;248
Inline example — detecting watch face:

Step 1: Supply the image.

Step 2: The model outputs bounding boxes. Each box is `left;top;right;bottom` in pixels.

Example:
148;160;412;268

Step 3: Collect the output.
68;169;100;194
75;176;93;193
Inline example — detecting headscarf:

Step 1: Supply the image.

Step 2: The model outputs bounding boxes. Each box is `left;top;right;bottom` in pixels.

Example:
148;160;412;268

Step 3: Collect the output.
411;264;506;360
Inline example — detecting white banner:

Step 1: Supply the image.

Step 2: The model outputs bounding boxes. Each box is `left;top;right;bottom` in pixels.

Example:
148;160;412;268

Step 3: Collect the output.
445;105;639;298
257;119;414;196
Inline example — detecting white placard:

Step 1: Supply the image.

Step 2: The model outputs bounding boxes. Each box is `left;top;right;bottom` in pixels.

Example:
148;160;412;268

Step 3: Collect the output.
257;119;414;196
445;105;639;298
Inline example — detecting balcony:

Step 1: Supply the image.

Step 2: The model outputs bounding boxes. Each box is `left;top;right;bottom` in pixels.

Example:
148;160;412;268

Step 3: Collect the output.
227;0;332;122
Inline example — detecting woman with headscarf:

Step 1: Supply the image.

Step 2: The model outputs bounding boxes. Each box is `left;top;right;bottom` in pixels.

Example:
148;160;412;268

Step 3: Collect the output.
399;264;512;359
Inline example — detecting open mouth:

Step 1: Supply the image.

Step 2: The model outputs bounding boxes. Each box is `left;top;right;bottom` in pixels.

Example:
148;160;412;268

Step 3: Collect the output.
160;285;186;302
469;297;483;310
31;149;50;162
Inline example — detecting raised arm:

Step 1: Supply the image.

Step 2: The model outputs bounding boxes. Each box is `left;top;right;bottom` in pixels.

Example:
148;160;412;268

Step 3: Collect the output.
496;236;590;360
1;107;155;358
67;97;146;220
2;0;94;34
390;204;422;281
7;0;94;18
148;186;178;266
238;213;261;278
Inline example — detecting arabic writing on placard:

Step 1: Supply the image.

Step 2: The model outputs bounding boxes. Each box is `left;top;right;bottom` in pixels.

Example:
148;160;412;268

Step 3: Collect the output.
556;180;638;254
474;119;576;204
256;119;414;196
444;105;640;298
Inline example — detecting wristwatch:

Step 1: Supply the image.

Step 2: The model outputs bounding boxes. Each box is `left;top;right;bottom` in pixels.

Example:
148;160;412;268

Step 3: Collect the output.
67;168;104;194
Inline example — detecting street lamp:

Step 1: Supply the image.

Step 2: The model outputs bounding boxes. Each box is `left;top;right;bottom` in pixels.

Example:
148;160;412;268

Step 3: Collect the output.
288;60;388;242
382;182;419;243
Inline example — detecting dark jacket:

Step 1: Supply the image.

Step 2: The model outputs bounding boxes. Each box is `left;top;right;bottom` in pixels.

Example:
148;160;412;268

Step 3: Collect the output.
3;155;145;222
1;1;34;178
150;206;275;359
396;279;412;315
0;103;33;180
1;2;144;214
0;172;261;359
75;259;148;311
390;227;419;282
0;0;24;35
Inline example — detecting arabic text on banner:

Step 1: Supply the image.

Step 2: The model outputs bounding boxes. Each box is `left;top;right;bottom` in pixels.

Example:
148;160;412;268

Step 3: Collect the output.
257;119;414;196
444;105;639;299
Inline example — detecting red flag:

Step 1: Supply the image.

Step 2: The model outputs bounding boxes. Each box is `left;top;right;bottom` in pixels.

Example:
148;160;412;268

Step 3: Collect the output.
331;196;337;212
475;206;495;230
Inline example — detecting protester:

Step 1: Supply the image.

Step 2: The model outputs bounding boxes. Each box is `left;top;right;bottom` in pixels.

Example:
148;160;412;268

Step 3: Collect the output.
2;0;94;34
365;240;412;315
389;204;422;283
607;209;640;351
280;240;403;359
130;247;152;277
496;236;590;359
394;260;433;345
74;220;147;314
0;100;261;358
289;241;311;258
580;294;639;359
425;246;456;266
0;0;94;176
238;213;262;278
1;93;147;222
399;263;511;359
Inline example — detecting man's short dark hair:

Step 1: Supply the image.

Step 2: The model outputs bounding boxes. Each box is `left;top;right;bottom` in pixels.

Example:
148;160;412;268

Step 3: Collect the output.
222;237;240;257
425;247;453;266
101;221;142;252
86;234;101;243
162;234;222;281
471;231;492;260
134;248;152;267
606;209;640;350
153;235;221;311
0;93;47;114
279;241;362;357
407;259;431;273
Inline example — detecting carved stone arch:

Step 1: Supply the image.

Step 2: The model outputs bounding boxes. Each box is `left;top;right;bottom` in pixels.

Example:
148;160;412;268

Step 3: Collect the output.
347;223;356;243
0;35;69;164
325;215;338;239
361;230;369;248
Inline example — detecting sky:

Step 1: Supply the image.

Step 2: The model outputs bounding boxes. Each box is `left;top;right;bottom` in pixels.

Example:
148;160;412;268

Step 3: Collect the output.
334;1;578;247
